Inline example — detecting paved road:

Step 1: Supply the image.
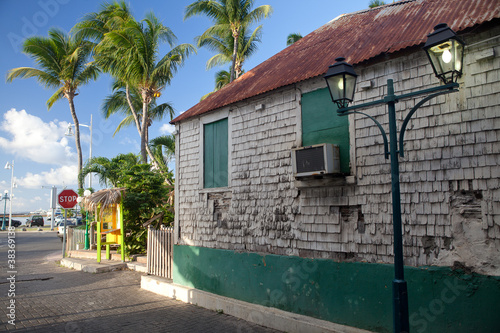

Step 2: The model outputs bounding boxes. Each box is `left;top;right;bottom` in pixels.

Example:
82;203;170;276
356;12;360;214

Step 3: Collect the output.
0;231;281;333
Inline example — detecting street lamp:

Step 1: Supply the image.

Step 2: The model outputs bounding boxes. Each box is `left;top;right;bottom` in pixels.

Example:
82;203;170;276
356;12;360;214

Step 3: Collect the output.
4;161;14;229
324;57;358;109
66;114;93;188
423;23;465;85
1;190;9;230
323;23;464;333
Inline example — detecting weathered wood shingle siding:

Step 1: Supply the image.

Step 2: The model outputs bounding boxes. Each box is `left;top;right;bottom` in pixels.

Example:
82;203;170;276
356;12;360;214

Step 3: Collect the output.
175;25;500;275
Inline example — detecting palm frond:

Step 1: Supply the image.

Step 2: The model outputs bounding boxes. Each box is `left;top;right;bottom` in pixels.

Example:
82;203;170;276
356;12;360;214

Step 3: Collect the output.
46;86;65;109
6;67;60;87
286;32;303;46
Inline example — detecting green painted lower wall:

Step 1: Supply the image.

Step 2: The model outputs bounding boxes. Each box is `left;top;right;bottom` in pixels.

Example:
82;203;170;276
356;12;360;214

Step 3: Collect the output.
173;245;500;333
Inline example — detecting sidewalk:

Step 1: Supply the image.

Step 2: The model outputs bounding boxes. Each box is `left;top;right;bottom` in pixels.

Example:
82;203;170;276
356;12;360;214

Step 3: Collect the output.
3;232;279;333
63;250;372;333
60;249;148;274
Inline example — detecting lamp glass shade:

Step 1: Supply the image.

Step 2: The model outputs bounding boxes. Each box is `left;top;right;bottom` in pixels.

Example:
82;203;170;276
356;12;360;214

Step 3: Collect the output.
324;57;358;109
424;23;465;84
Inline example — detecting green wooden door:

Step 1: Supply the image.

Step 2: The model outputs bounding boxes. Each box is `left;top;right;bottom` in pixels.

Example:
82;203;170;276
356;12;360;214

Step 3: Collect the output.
204;118;228;188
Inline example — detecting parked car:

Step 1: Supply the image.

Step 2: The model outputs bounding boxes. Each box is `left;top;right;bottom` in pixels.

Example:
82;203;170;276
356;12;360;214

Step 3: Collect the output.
11;219;21;227
54;216;64;226
0;217;21;227
57;218;84;238
26;215;44;227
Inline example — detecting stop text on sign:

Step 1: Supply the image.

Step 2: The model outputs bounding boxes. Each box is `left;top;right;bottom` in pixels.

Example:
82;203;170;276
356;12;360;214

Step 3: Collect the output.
59;195;77;203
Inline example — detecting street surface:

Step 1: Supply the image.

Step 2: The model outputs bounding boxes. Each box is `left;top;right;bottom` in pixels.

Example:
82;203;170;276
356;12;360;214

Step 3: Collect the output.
0;231;281;333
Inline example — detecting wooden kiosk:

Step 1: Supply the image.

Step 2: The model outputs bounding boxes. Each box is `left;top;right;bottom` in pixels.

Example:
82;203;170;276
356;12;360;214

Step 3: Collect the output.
83;188;126;262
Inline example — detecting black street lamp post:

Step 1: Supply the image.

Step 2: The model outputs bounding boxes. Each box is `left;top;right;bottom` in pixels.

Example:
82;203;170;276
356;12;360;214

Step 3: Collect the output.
323;24;465;333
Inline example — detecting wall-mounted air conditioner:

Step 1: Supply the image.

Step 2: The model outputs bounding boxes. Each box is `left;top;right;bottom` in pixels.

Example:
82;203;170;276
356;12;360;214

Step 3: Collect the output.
291;143;340;178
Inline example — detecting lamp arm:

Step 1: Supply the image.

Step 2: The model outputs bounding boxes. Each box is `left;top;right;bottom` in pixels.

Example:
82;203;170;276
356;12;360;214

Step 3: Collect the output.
399;88;459;157
338;110;390;159
337;98;387;113
396;82;459;100
336;82;459;114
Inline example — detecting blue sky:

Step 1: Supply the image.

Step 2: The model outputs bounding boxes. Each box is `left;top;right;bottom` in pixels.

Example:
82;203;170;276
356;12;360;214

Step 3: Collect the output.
0;0;372;213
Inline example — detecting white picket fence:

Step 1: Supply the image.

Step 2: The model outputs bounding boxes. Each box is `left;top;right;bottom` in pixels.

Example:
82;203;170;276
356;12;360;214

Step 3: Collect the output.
66;228;86;251
147;225;174;279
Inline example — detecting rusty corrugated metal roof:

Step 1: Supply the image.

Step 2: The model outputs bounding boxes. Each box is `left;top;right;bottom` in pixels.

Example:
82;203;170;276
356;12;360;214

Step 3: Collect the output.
172;0;500;124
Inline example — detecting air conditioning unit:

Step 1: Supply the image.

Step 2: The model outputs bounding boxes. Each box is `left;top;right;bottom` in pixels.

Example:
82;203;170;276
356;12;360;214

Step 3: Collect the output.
291;143;341;178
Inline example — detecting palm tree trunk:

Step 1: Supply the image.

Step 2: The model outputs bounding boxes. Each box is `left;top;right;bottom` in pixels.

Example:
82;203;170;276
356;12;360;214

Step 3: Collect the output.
140;101;149;163
230;27;240;82
126;85;149;163
125;85;142;133
67;96;83;190
235;60;242;80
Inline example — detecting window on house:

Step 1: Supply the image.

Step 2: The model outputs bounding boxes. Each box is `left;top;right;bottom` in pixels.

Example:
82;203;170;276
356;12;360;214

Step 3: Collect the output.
204;118;228;188
301;88;350;173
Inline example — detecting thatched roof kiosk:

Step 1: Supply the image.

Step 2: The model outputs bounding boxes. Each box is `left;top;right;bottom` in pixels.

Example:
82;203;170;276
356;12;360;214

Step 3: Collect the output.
83;188;126;215
83;187;127;263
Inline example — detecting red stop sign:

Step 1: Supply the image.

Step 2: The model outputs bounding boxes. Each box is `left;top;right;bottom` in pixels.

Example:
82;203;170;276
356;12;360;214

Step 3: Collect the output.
58;189;79;209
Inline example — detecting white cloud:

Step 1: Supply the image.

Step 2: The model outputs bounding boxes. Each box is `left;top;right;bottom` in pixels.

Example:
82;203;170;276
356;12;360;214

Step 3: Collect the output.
159;123;175;135
0;109;75;165
19;165;79;189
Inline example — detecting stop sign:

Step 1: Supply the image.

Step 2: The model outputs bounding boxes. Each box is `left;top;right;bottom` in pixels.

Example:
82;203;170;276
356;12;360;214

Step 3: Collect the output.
58;189;79;209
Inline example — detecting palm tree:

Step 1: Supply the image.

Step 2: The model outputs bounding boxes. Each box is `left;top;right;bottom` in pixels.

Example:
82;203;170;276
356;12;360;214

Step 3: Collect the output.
99;14;194;163
79;7;194;163
6;28;100;190
148;135;175;203
102;80;175;137
369;0;386;8
214;69;231;91
185;0;272;82
286;32;302;46
149;134;175;177
197;24;261;80
101;80;174;171
72;0;133;44
201;67;246;101
79;153;141;188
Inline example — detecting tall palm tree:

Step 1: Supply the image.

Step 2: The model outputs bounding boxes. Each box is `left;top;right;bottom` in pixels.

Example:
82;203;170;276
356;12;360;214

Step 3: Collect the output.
197;24;261;80
102;80;174;171
6;28;100;190
77;5;195;163
102;80;175;137
185;0;272;82
72;0;133;45
99;14;194;163
286;32;302;46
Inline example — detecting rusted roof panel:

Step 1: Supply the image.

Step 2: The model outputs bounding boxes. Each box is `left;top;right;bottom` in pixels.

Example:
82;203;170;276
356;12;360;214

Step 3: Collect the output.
172;0;500;124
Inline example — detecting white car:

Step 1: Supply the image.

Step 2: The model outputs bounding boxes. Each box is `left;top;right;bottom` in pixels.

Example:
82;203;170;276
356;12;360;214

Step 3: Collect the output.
54;216;65;226
57;218;83;238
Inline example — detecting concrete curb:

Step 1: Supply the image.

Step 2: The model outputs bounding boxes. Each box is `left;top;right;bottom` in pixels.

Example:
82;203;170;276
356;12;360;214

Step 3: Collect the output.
60;258;127;273
60;257;148;274
127;262;148;273
141;275;374;333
